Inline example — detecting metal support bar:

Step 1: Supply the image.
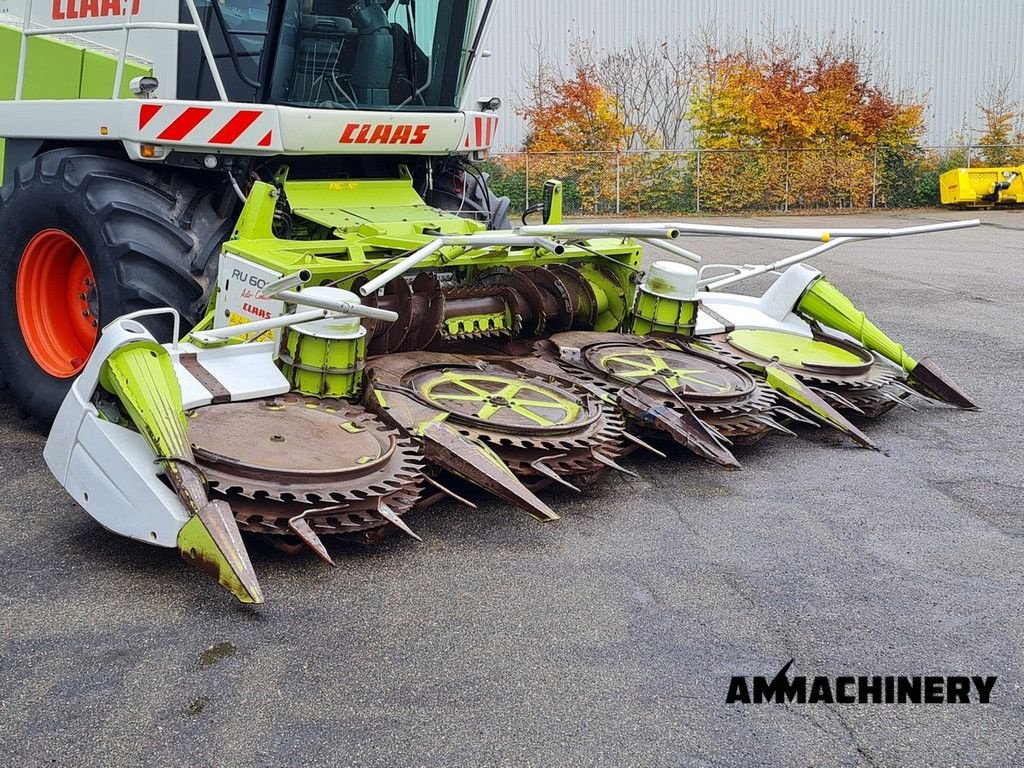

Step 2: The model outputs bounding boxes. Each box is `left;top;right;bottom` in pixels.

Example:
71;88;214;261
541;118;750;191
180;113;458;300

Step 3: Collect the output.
639;219;981;242
359;239;447;295
518;224;681;240
697;219;980;291
14;0;35;100
636;237;702;265
700;238;857;290
20;21;204;35
615;153;622;215
115;307;182;349
276;290;399;322
191;309;332;343
192;298;396;343
113;24;130;100
695;148;701;213
263;269;313;297
524;152;530;210
358;235;565;296
182;0;229;100
784;150;791;212
441;235;565;254
871;146;879;209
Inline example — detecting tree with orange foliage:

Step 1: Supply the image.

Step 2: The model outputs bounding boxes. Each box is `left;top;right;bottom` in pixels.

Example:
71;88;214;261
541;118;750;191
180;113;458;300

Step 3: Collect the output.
511;65;631;212
497;35;939;213
689;42;925;209
519;66;630;152
690;43;923;150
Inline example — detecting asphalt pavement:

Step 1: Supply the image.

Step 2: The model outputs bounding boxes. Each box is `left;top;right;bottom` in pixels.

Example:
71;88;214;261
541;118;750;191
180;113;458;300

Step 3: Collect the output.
0;210;1021;767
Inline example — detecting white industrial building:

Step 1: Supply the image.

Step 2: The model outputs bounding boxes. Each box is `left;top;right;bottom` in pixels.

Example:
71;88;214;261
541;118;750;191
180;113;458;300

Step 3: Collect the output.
467;0;1024;151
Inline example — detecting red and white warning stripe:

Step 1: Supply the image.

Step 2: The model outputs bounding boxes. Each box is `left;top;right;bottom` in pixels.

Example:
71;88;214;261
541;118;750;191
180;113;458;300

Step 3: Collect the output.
462;112;499;151
133;102;280;151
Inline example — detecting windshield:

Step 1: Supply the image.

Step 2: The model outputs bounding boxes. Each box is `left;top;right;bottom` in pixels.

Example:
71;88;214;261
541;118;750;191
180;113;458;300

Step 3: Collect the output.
269;0;477;111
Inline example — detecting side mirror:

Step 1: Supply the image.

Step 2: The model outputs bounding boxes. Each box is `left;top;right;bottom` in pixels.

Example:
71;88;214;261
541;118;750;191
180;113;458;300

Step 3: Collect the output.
129;76;159;99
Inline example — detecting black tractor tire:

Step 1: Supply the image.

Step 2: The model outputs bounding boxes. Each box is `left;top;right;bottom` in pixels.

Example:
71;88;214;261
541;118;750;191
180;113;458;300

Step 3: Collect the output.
0;148;233;426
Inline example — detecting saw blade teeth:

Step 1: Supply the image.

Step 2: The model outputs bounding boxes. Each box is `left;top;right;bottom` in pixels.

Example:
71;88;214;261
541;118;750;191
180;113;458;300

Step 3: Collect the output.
367;353;631;480
192;395;426;538
539;335;786;444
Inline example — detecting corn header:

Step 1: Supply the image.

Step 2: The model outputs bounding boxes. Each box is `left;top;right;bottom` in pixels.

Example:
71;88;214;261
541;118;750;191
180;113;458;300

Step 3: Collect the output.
0;0;979;602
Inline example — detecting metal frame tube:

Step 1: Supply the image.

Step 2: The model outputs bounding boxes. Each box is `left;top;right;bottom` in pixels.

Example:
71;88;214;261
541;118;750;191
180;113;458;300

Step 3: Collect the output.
647;219;980;242
440;235;565;254
518;224;681;240
277;290;399;322
262;269;313;297
636;237;702;265
182;0;229;101
113;0;142;98
21;21;205;34
532;237;565;255
359;239;446;296
115;307;182;349
14;0;35;100
191;309;331;343
697;219;979;291
358;235;565;296
700;238;855;291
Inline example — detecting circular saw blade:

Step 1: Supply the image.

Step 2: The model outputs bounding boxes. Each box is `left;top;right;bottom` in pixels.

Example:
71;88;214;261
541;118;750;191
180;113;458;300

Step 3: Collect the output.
406;360;625;455
373;354;629;480
188;395;425;535
540;332;781;443
700;329;904;416
583;342;758;403
409;368;600;435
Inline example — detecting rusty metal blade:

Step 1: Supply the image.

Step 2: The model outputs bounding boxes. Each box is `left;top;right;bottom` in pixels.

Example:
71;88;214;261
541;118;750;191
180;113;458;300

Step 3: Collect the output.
420;421;560;522
178;500;264;604
531;457;582;492
907;357;978;410
422;475;478;509
620;431;667;458
592;451;639;478
617;387;741;469
811;387;864;414
378;503;423;542
287;514;336;566
754;415;798;437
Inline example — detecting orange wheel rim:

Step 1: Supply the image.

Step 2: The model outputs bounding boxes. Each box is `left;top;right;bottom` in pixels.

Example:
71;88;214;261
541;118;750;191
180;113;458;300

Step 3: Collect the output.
16;229;98;378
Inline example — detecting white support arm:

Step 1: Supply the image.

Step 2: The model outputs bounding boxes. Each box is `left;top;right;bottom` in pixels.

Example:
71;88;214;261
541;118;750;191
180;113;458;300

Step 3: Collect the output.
358;235;565;296
276;290;399;322
700;238;855;290
262;269;313;296
687;219;981;290
636;237;702;265
517;224;681;240
648;218;980;242
191;309;334;343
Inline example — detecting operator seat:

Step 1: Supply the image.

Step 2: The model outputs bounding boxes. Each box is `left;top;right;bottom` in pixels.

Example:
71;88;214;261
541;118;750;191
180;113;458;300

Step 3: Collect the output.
344;0;395;105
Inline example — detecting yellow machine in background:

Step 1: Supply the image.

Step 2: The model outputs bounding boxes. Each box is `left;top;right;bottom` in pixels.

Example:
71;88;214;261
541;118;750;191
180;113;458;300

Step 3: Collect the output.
940;166;1023;208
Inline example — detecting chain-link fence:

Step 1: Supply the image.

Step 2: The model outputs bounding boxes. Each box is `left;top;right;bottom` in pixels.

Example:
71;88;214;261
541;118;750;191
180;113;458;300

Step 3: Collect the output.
482;145;1024;216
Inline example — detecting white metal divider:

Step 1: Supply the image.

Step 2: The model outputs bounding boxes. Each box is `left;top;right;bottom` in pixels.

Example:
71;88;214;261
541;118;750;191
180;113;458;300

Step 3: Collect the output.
13;0;228;101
